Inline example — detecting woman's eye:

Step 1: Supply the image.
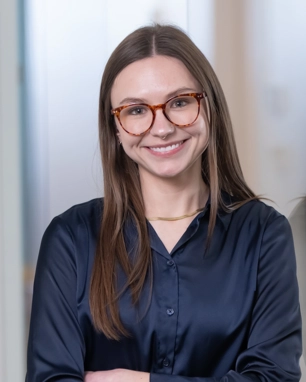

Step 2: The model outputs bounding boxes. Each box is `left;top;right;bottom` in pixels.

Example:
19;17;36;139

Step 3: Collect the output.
128;106;147;115
171;98;189;108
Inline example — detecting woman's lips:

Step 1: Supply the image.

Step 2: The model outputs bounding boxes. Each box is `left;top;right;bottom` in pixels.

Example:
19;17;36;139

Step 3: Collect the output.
145;140;187;156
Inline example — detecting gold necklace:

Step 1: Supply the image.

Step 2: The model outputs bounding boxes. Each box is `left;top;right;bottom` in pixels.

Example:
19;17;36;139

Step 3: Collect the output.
147;207;205;222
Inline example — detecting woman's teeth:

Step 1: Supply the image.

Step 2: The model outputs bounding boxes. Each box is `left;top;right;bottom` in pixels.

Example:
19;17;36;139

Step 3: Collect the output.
150;142;181;152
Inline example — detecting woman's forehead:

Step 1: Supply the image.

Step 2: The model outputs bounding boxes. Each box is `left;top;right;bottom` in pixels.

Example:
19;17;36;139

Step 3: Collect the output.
110;55;199;104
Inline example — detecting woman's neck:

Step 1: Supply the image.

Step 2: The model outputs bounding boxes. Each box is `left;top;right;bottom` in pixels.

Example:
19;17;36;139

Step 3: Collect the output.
140;171;209;219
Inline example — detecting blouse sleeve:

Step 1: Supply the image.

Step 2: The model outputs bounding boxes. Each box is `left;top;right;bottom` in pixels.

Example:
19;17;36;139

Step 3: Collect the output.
150;214;302;382
26;217;85;382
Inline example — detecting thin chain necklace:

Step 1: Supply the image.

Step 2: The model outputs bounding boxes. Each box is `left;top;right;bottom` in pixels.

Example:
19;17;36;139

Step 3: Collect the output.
147;207;205;222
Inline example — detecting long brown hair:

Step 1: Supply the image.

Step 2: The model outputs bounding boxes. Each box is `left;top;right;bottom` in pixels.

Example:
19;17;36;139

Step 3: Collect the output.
90;24;256;339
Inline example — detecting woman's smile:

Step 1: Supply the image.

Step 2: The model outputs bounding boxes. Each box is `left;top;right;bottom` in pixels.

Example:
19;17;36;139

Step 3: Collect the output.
144;139;187;156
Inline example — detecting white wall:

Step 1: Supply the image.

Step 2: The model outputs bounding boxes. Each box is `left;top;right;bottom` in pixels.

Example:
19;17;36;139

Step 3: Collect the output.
213;0;306;217
247;0;306;215
0;0;25;380
213;0;260;191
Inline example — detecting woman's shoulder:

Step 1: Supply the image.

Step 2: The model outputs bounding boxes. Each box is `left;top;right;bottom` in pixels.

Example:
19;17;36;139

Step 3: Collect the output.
221;195;293;242
58;198;103;221
54;198;103;225
230;198;295;251
240;198;283;218
224;192;285;224
38;199;104;272
45;198;104;242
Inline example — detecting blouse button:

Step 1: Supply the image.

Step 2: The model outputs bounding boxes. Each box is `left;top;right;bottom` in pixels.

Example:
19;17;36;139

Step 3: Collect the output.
166;308;174;316
167;260;174;266
163;358;170;367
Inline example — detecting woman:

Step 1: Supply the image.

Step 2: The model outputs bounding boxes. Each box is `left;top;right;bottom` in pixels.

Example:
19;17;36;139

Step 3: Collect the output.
26;24;302;381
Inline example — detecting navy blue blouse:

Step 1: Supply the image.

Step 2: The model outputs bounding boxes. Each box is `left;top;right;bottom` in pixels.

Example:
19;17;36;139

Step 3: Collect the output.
26;196;302;381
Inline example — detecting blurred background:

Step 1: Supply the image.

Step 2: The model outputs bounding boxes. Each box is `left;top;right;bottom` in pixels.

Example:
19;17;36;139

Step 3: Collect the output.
1;0;306;380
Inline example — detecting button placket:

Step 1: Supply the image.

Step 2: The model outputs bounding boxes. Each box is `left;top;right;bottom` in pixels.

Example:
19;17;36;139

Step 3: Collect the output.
153;255;178;373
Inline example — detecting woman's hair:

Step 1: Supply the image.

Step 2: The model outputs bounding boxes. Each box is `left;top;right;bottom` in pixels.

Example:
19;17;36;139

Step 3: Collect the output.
90;23;257;339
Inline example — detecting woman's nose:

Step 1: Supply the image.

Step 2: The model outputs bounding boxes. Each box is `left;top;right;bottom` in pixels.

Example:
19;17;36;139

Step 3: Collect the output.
149;109;175;139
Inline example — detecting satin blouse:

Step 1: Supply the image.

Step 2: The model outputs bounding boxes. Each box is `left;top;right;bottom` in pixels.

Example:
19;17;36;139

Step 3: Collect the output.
26;195;302;381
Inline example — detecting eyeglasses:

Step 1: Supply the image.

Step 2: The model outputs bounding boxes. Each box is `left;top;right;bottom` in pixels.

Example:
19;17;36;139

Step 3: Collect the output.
111;92;207;136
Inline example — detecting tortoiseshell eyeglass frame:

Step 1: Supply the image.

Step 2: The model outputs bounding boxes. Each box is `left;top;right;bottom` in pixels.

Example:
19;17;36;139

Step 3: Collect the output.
111;92;208;136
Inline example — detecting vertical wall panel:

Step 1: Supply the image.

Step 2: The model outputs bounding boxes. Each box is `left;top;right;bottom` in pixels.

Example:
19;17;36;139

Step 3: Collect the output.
0;0;25;380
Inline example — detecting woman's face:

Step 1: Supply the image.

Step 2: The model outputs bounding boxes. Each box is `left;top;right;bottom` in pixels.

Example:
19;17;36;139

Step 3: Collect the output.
110;55;209;182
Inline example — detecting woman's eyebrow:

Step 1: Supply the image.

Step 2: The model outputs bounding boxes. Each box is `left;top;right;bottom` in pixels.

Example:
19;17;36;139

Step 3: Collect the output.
119;97;147;106
118;87;198;106
166;87;197;99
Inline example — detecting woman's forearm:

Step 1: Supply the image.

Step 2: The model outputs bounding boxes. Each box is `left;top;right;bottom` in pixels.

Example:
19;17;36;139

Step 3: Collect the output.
84;369;150;382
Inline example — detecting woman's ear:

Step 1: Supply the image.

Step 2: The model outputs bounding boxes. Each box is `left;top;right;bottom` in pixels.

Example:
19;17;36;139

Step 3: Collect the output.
116;131;122;145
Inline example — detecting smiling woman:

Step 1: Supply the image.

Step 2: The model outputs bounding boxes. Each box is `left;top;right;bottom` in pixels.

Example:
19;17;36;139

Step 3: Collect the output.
26;24;302;382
